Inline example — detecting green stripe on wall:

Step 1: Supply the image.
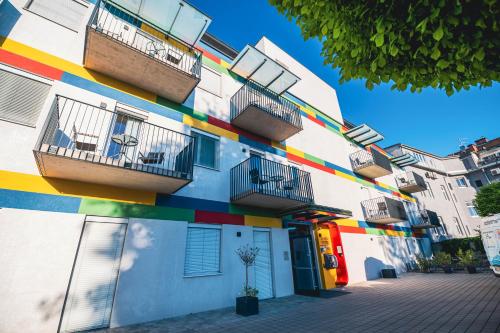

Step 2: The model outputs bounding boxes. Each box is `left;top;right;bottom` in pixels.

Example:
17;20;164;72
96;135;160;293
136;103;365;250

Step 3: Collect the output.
366;228;386;236
79;198;195;221
304;153;325;166
228;204;276;217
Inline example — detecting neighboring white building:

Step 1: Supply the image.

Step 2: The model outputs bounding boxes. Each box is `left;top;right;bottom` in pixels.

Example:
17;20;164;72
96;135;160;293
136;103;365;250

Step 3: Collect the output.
0;1;437;332
386;138;499;242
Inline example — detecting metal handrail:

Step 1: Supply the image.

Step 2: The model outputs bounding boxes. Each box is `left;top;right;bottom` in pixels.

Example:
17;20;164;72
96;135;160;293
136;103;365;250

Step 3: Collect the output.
230;156;314;203
38;95;195;180
396;171;426;189
361;197;407;222
230;81;303;130
350;149;392;172
88;0;202;79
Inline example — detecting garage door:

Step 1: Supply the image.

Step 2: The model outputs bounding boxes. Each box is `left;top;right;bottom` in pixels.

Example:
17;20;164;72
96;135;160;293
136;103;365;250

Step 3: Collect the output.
253;230;273;300
60;219;127;332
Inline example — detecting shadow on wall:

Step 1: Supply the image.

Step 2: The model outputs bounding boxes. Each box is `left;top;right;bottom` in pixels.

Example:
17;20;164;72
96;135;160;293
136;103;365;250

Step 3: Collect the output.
364;257;387;280
36;221;153;331
0;0;21;43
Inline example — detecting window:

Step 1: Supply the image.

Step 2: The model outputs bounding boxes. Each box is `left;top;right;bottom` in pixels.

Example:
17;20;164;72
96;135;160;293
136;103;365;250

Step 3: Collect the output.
26;0;89;31
456;177;467;187
198;66;221;96
0;69;51;127
466;203;479;217
192;130;219;169
475;180;483;188
440;185;450;201
438;216;447;235
184;226;221;276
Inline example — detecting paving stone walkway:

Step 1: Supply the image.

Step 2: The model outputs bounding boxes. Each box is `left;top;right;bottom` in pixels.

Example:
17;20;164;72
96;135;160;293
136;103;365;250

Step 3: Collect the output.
97;272;500;333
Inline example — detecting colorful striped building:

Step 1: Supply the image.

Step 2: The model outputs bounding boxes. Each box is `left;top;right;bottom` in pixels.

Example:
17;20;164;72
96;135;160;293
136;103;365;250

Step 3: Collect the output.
0;0;435;332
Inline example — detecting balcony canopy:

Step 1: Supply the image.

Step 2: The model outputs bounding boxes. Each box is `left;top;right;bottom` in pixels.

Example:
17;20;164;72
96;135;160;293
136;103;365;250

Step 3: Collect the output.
344;124;384;146
108;0;211;46
280;204;353;223
230;45;300;94
391;153;418;167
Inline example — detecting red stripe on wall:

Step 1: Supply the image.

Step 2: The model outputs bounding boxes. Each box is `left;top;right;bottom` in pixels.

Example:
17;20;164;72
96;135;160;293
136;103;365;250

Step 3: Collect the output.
200;48;221;65
195;210;245;225
338;225;367;234
306;114;326;127
207;115;271;145
0;49;63;80
287;153;335;174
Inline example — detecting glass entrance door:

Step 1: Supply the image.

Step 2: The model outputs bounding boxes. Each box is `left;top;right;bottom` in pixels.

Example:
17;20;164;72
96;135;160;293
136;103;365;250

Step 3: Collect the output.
289;224;319;295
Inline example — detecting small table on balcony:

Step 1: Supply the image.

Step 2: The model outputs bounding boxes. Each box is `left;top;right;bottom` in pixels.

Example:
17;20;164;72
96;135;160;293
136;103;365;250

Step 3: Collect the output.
111;134;138;162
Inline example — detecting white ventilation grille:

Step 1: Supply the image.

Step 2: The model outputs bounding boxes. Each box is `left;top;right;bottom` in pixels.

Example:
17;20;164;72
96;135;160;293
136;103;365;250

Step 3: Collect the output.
0;69;51;127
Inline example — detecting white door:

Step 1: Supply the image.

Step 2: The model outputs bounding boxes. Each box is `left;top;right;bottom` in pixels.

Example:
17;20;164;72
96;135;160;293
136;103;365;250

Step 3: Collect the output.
253;230;274;300
60;220;127;332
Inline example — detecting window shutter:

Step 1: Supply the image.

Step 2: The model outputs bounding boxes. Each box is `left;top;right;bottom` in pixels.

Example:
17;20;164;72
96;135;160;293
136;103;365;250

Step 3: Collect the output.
0;69;51;127
28;0;88;31
184;227;221;276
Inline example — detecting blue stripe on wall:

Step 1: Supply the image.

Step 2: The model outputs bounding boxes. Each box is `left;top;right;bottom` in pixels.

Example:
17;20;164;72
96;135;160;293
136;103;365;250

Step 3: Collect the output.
60;73;184;122
0;189;81;213
156;194;229;213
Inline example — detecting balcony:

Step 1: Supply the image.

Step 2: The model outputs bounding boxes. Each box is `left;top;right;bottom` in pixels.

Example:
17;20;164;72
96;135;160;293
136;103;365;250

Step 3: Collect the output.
350;149;392;179
34;96;195;193
230;156;314;210
84;0;202;103
412;209;440;229
362;197;407;224
230;82;303;141
396;171;427;193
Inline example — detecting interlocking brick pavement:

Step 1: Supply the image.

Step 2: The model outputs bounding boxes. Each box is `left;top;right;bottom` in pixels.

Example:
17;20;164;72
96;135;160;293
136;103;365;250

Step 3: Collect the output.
96;272;500;333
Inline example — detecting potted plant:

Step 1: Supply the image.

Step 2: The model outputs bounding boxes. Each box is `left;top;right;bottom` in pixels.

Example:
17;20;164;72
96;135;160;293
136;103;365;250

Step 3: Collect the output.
457;249;479;274
433;252;453;273
235;244;260;316
415;255;432;273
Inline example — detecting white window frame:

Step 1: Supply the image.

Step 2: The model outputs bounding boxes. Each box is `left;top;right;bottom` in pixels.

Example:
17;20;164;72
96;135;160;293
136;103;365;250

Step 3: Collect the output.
466;203;479;217
192;129;220;170
456;177;467;187
184;224;222;278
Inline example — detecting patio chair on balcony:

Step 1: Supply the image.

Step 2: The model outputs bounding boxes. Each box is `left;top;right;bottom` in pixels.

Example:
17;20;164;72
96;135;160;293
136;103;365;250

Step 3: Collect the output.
72;124;98;152
250;168;269;190
139;152;165;165
377;201;388;216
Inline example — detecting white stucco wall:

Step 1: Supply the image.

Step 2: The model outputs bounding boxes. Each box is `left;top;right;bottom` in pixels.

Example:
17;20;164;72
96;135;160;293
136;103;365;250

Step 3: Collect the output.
0;208;85;333
111;219;293;328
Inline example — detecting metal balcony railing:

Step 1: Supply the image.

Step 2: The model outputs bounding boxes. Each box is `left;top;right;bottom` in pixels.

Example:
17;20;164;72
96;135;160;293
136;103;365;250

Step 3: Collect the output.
88;0;202;79
396;171;427;193
230;81;303;130
37;96;195;180
361;197;407;223
230;156;314;205
413;209;440;228
350;148;392;177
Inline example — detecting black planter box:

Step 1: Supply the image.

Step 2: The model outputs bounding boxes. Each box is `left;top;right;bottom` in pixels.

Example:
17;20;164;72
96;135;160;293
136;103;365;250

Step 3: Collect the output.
381;268;397;278
466;266;477;274
236;296;259;316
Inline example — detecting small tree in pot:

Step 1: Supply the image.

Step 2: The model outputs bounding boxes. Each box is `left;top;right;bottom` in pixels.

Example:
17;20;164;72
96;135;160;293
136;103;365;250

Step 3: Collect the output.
433;252;453;274
416;255;432;273
235;244;260;316
457;249;479;274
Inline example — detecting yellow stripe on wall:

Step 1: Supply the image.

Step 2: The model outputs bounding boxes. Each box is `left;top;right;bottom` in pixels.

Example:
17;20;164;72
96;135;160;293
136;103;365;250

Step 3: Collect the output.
244;215;282;228
0;170;156;205
0;37;156;102
183;115;239;141
335;218;359;227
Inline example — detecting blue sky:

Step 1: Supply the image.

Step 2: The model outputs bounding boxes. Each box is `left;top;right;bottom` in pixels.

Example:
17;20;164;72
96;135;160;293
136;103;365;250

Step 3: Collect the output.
190;0;499;156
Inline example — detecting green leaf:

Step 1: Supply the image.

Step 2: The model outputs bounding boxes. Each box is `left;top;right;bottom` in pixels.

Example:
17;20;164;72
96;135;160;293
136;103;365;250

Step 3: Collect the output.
457;64;465;72
333;27;341;38
351;48;359;57
389;45;398;56
433;26;444;41
371;61;377;72
365;80;374;90
474;48;485;61
436;59;449;69
375;34;384;47
430;48;441;60
321;25;328;36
